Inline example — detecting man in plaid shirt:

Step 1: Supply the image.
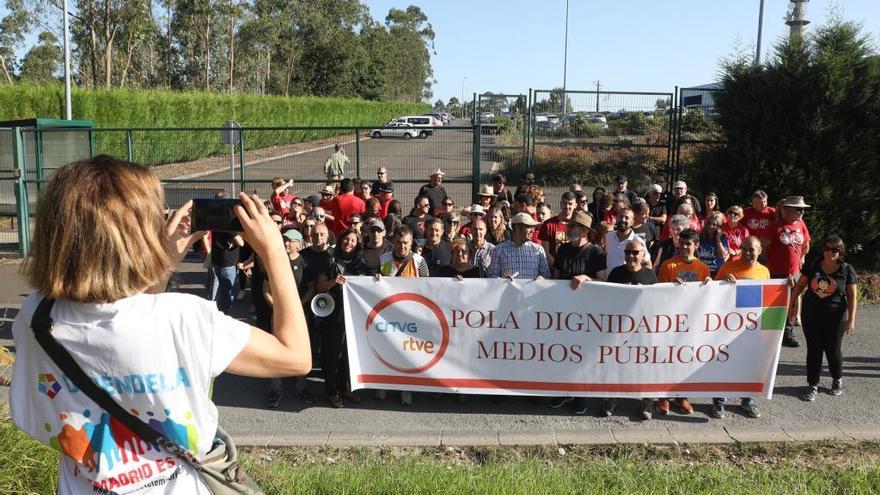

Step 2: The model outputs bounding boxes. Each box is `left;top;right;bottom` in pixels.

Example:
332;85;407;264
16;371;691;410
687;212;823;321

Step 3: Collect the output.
488;213;551;280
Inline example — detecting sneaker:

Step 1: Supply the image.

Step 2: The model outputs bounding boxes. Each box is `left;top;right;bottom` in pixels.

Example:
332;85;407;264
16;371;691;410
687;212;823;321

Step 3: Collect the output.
573;398;589;416
640;400;653;420
710;402;725;419
344;391;361;403
328;393;344;408
266;390;283;409
741;399;761;418
601;398;617;417
675;398;694;415
549;397;575;409
656;399;670;415
375;389;387;401
782;334;800;348
802;386;818;402
297;388;316;405
830;379;843;396
400;391;413;405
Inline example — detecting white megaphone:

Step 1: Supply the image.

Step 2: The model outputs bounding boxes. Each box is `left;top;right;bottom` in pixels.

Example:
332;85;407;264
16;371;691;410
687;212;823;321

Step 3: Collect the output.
310;293;336;318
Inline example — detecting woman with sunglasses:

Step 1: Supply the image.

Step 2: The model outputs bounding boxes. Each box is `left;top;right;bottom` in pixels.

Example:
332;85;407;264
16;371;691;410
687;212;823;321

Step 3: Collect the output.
789;236;858;401
723;205;749;261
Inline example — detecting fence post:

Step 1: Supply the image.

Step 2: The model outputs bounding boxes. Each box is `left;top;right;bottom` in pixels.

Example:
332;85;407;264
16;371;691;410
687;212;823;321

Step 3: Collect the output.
355;128;361;179
34;129;43;191
88;128;95;158
126;129;133;162
12;127;30;257
527;89;534;172
238;128;246;194
472;122;481;201
672;86;682;185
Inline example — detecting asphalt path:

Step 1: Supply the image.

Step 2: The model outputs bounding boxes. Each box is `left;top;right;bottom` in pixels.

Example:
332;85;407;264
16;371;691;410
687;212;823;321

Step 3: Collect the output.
162;120;502;210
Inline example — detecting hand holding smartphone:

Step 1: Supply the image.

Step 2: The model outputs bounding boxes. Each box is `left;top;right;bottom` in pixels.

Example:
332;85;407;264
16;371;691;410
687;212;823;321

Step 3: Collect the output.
191;198;243;232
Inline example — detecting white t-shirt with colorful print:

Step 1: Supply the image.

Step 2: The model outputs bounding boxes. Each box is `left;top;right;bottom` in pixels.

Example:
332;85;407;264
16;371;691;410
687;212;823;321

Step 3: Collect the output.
11;292;251;494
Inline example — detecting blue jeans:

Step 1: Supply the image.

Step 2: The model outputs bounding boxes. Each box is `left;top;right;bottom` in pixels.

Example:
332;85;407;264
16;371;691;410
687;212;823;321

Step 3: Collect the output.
213;265;238;314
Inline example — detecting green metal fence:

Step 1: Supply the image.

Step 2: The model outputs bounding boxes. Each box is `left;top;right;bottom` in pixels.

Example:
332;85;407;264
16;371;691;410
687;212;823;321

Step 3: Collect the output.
1;124;486;256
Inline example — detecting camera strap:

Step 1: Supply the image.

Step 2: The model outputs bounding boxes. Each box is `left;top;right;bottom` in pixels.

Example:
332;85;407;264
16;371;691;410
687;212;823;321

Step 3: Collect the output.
29;297;202;467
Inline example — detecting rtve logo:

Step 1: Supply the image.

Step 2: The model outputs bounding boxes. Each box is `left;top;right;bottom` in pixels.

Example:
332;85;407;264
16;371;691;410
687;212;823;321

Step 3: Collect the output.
365;293;449;374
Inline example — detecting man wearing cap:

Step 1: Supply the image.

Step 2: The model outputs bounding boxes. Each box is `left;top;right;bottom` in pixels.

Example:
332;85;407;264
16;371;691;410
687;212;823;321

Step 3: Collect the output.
477;184;496;210
260;228;316;407
324;143;349;180
514;171;537;198
493;174;514;204
328;178;365;236
458;204;485;240
318;184;336;216
371;166;394;197
539;192;577;267
377;182;394;218
361;218;392;275
488;213;550;280
418;169;449;214
614;174;639;207
645;184;668;226
765;195;811;348
671;180;702;215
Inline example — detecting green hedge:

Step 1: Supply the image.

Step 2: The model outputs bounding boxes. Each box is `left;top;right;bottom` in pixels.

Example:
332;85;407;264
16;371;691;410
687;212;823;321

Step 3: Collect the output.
0;84;429;165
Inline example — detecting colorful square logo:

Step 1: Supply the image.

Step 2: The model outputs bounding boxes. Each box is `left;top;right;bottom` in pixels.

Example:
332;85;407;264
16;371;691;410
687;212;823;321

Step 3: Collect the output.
38;373;62;399
735;284;789;330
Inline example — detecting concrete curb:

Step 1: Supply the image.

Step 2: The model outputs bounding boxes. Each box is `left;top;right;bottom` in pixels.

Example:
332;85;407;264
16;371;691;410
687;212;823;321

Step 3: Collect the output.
232;424;880;448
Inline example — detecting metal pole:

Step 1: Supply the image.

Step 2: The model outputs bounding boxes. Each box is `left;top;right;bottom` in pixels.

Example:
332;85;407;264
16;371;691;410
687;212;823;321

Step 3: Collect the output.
126;130;133;162
562;0;569;114
472;121;481;201
756;0;765;64
238;128;245;194
355;128;361;178
229;142;235;195
62;0;72;120
595;80;601;113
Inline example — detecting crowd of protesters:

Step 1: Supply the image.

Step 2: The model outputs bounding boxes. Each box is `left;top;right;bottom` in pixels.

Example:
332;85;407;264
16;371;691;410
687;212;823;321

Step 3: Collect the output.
203;164;859;420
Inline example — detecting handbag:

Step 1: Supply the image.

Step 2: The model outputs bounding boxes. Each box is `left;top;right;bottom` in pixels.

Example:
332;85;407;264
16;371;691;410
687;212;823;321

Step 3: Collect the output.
30;297;264;495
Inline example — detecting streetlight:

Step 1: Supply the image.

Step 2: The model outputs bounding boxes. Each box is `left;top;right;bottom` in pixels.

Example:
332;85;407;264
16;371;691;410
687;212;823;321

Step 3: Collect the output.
562;0;569;114
755;0;765;64
461;76;467;119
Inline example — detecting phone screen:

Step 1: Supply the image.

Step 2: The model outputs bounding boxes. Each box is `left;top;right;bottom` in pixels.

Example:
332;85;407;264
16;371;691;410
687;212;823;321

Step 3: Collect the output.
191;198;243;232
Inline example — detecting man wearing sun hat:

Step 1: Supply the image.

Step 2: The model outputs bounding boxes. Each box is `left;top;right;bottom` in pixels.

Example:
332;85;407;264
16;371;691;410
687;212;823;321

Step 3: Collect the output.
488;212;550;280
477;184;496;209
765;195;812;348
418;168;449;214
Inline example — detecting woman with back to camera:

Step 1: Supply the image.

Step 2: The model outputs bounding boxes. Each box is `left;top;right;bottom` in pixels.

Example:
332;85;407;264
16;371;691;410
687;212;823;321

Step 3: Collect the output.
10;155;311;494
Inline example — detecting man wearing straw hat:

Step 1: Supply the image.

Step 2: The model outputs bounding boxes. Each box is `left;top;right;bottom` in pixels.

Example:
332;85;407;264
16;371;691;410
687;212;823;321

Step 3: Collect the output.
418;168;449;214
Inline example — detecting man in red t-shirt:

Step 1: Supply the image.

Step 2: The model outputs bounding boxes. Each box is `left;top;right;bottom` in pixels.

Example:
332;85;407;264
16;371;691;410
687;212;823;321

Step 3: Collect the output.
764;195;811;348
539;191;577;266
270;177;297;217
328;178;365;235
742;189;776;240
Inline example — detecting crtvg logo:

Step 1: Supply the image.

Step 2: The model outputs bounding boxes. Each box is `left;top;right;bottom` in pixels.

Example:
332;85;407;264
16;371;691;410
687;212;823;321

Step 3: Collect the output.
374;321;418;333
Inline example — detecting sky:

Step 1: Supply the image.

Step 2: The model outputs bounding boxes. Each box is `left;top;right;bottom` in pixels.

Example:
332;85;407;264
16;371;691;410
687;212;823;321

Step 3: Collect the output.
364;0;880;104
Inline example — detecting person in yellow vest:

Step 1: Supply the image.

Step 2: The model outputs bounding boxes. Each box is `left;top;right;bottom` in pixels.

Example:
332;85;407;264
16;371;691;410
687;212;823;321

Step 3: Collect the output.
711;236;769;419
375;225;428;405
324;143;349;180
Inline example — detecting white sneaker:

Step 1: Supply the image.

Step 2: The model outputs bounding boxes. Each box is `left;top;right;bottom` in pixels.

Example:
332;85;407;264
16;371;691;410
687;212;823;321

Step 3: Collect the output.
400;391;413;405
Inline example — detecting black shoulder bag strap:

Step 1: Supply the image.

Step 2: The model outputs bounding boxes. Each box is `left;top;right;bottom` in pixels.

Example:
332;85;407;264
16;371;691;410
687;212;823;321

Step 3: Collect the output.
30;297;202;468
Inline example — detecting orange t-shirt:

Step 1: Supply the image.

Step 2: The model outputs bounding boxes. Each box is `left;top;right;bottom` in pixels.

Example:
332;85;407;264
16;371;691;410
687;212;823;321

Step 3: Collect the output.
658;255;711;283
715;259;770;280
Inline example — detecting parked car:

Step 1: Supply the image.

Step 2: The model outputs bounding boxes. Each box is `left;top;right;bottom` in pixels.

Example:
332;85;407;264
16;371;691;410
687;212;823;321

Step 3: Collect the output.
370;122;421;140
424;113;446;126
478;112;495;124
388;115;434;137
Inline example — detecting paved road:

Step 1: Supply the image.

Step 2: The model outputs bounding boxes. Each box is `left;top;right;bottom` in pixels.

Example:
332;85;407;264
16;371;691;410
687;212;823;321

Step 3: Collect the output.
162;121;509;211
2;258;879;445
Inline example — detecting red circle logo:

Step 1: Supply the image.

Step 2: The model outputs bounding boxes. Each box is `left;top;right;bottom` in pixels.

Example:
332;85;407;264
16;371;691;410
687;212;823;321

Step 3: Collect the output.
364;292;449;374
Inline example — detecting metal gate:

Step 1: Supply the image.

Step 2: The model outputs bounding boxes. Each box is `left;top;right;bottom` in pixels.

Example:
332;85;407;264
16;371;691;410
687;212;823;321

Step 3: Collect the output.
528;88;674;192
475;92;529;188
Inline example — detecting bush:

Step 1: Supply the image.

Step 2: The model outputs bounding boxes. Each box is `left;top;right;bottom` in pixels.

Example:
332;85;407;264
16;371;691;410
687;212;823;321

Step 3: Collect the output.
0;84;429;165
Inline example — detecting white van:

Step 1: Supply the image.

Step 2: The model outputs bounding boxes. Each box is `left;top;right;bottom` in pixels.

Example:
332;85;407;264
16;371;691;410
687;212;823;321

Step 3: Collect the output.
389;116;434;138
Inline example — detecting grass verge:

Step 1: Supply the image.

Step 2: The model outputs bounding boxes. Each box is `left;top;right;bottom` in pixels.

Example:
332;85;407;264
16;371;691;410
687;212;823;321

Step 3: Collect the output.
4;409;879;495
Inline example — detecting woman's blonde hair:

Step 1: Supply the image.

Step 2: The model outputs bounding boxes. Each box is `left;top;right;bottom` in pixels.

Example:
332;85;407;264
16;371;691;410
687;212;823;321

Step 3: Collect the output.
26;155;171;302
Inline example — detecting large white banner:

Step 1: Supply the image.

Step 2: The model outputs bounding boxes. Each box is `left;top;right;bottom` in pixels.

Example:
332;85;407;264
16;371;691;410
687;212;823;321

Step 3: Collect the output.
343;277;789;399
